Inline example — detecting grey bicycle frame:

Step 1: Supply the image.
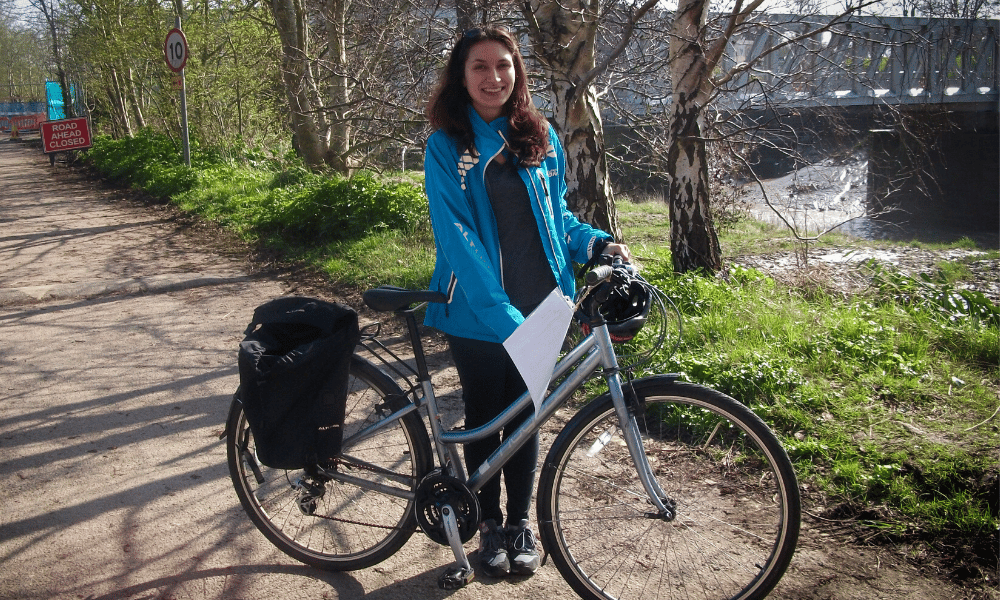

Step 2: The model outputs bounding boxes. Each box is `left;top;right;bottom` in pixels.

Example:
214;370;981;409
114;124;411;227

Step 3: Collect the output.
337;319;672;517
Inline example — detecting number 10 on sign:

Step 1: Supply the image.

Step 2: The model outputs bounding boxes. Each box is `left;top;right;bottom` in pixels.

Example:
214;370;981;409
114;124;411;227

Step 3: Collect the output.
164;28;188;72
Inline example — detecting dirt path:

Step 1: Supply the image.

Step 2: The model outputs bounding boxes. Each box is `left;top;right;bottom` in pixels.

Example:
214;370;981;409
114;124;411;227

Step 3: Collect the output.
0;138;992;600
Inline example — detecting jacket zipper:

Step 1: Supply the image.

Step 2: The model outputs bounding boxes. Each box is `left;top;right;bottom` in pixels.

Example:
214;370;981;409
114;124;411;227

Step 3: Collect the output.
529;170;561;280
485;136;508;290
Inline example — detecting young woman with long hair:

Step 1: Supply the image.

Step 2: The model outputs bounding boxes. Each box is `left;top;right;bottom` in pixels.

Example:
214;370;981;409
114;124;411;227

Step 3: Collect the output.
422;26;630;578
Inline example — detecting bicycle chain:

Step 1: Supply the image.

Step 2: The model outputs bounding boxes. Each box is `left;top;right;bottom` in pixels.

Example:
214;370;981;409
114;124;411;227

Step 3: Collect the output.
309;510;419;532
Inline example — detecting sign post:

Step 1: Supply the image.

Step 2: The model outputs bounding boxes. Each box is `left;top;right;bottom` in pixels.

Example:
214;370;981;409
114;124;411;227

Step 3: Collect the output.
164;20;191;167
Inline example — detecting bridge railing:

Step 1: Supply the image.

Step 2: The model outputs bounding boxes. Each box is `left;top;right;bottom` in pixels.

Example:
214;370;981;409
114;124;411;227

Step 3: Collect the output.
718;14;999;110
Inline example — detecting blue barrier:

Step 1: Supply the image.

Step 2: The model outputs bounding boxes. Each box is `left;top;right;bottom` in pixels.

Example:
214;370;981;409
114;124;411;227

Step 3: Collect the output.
0;101;46;116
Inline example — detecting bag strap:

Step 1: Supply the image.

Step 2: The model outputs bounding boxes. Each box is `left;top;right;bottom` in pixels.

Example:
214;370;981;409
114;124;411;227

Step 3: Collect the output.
244;296;357;338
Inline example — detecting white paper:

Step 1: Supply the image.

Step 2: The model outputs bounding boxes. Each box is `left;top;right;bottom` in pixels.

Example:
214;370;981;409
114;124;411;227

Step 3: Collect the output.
503;288;574;413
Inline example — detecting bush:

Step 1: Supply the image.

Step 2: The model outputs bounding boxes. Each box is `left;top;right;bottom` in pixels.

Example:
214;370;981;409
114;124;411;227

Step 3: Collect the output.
84;131;429;245
247;171;427;243
84;129;217;199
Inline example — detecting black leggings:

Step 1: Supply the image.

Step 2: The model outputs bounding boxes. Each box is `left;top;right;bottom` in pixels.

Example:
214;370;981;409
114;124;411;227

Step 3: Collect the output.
446;334;539;527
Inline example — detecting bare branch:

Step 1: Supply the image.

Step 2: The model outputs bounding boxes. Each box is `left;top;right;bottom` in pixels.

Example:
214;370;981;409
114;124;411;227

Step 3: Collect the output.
576;0;660;94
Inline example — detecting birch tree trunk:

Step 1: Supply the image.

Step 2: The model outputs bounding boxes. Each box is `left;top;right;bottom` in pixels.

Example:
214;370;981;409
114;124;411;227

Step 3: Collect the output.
128;67;145;130
323;0;352;175
270;0;327;170
32;0;74;117
666;0;721;273
522;0;622;240
108;66;132;136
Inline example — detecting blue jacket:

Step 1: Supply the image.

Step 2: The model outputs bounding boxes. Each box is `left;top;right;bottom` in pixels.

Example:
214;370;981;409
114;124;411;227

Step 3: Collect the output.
423;105;612;343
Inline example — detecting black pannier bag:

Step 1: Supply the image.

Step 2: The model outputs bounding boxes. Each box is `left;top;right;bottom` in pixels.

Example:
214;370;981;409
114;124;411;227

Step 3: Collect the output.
237;296;360;469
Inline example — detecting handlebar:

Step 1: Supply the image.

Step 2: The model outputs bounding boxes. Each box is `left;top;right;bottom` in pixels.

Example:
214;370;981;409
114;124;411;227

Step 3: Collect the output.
577;254;635;315
585;264;614;286
584;254;629;285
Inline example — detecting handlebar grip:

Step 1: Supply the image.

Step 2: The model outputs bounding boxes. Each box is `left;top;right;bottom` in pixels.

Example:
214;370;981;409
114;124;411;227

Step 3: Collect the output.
586;264;614;285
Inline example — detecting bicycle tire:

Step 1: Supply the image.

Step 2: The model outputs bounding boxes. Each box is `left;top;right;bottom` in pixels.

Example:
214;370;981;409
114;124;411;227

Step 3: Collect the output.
226;354;433;571
538;377;800;600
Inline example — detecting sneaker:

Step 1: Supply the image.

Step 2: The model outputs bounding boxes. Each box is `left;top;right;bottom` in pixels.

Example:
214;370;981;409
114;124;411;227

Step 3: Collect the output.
507;519;540;575
478;519;510;577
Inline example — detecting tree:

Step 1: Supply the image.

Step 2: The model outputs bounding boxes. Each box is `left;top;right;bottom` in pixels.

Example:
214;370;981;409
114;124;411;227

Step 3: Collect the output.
267;0;448;174
625;0;901;273
65;0;155;136
521;0;659;241
27;0;74;117
521;0;618;239
455;0;480;31
270;0;326;168
663;0;732;272
915;0;1000;17
0;16;49;98
54;0;282;147
181;0;284;149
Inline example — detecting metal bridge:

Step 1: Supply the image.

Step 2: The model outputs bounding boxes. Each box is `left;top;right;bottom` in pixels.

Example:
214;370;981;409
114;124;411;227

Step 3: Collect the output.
719;14;999;111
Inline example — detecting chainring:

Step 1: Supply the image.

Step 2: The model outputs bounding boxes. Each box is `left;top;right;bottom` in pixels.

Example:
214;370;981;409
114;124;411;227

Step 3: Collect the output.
414;471;480;546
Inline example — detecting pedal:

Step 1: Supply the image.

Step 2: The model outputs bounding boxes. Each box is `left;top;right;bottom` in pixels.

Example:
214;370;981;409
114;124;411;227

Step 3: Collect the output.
437;503;475;589
437;565;475;589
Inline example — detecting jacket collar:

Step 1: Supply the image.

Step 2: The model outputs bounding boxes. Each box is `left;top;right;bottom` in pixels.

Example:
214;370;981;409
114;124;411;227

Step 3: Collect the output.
468;105;508;159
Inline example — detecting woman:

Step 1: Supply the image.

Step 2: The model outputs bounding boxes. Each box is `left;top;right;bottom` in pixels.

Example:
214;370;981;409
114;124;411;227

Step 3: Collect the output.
423;26;629;577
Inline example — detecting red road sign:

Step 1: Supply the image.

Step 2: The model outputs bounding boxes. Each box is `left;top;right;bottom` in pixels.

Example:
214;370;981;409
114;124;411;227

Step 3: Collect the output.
40;117;92;154
164;28;189;73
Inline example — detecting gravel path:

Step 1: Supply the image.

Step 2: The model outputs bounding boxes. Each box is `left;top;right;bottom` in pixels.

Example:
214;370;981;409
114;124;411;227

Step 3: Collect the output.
0;138;994;600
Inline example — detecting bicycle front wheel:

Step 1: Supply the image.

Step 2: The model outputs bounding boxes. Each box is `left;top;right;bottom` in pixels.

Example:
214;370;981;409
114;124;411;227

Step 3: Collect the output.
226;354;433;571
538;377;800;600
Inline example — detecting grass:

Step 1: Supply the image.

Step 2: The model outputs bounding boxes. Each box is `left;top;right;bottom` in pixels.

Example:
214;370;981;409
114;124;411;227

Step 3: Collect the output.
302;229;436;290
632;234;997;564
83;133;999;575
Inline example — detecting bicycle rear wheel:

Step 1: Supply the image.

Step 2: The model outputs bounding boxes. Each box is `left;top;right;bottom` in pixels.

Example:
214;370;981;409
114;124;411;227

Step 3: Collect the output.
538;377;800;600
226;354;433;571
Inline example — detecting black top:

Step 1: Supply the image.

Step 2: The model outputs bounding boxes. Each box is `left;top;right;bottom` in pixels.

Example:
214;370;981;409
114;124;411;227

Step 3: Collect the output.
485;157;557;315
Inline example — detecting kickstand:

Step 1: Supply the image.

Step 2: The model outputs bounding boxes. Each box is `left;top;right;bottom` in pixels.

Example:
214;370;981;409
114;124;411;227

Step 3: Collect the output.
437;504;475;590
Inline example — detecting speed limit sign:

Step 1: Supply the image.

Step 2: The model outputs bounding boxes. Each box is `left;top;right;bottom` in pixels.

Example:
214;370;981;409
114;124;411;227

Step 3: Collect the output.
164;28;188;72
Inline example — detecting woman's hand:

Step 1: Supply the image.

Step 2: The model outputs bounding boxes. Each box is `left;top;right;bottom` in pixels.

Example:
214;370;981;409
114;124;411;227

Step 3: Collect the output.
604;242;631;262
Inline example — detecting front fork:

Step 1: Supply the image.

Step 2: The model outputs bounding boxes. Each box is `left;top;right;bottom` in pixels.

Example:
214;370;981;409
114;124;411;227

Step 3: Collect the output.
596;328;676;520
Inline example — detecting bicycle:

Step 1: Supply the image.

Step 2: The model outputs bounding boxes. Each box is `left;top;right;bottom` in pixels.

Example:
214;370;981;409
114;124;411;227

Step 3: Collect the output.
225;257;801;600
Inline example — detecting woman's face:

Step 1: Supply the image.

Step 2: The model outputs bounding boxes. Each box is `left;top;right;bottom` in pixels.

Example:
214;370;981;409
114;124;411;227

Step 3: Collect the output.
463;40;516;123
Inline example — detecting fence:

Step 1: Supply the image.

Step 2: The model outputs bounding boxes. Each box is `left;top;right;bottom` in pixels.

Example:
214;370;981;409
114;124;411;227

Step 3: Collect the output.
2;82;84;132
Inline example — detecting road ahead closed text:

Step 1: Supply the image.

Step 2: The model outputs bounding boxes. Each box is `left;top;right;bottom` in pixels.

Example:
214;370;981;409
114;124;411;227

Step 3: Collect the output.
41;117;93;153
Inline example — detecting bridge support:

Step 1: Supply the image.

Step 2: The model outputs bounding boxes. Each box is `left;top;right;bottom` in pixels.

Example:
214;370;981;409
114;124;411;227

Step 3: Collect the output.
868;109;998;235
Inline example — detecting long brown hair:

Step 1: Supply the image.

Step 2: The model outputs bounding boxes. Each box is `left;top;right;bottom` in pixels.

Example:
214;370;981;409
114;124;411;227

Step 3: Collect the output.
426;27;548;167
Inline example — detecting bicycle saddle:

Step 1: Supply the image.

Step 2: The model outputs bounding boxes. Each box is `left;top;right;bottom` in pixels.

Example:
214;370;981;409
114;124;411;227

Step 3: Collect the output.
363;286;447;312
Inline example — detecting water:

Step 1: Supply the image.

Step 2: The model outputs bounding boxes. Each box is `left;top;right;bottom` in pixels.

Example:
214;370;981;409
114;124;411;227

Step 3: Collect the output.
745;157;999;250
838;216;999;250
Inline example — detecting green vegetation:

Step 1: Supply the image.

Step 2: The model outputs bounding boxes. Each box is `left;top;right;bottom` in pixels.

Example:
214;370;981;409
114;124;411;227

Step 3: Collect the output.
636;257;996;547
83;132;999;568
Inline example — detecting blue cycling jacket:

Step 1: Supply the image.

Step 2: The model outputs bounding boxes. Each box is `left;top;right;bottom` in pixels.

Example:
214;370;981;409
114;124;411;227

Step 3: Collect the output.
423;105;612;343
